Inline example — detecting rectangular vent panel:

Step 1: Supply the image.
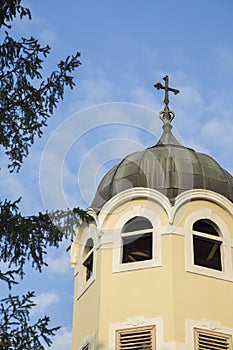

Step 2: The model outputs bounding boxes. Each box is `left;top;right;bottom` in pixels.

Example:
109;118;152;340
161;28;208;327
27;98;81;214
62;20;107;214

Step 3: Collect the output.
117;326;155;350
194;328;232;350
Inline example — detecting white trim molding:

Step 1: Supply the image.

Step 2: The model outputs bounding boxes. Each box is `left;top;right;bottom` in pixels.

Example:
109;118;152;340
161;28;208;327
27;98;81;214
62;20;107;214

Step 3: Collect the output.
72;226;98;298
186;318;233;350
92;188;233;236
109;316;191;350
112;206;162;273
109;316;164;350
171;189;233;224
98;187;171;229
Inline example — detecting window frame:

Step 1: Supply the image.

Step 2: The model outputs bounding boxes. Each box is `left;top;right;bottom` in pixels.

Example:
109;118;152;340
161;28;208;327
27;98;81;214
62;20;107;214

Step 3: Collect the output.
192;219;223;271
184;210;233;281
82;238;94;282
76;227;97;299
112;207;162;273
121;216;153;264
186;319;233;350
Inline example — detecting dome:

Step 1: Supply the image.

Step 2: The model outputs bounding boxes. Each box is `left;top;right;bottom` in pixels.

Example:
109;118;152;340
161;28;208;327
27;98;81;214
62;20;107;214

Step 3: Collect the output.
91;124;233;211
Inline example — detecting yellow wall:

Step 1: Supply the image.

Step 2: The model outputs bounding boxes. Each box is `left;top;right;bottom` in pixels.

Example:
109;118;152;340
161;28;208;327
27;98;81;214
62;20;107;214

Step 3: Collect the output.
71;191;233;349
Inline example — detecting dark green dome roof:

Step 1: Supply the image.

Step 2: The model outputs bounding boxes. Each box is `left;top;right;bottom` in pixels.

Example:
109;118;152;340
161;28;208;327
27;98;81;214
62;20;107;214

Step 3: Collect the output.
91;124;233;210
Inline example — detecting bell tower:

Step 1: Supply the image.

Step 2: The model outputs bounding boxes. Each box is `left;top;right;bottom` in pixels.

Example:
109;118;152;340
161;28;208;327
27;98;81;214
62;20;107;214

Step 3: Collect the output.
71;77;233;350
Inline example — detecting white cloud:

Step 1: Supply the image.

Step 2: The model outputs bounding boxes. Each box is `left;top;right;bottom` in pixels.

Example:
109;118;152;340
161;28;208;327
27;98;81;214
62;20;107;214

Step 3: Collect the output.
46;327;72;350
46;253;71;275
39;28;58;46
0;146;46;215
39;102;161;209
130;86;161;110
0;168;27;200
78;137;145;205
39;149;77;210
199;117;233;170
214;47;233;74
32;292;59;314
173;86;205;135
77;78;116;109
2;71;232;218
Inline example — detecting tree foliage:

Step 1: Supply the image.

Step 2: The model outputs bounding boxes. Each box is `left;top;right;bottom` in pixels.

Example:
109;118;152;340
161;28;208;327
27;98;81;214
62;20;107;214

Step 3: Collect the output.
0;199;88;281
0;0;31;28
0;1;81;172
0;33;81;171
0;0;86;348
0;292;60;350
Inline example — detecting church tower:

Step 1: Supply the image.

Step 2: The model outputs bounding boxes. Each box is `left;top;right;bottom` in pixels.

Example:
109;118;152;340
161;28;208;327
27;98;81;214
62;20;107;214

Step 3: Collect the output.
70;76;233;350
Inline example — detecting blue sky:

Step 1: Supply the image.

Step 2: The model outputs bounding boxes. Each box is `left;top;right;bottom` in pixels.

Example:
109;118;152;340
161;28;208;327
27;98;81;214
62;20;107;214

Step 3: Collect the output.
1;0;233;349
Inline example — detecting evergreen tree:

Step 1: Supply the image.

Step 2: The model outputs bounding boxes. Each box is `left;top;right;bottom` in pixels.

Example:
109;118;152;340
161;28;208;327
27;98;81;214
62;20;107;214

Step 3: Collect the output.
0;1;86;348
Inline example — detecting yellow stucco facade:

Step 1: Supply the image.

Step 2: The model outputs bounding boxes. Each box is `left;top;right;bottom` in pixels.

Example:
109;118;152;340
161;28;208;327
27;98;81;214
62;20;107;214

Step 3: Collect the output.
71;188;233;350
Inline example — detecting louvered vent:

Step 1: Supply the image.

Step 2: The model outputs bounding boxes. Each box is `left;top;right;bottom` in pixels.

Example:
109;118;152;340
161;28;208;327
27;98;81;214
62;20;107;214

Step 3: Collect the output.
194;328;232;350
82;344;90;350
117;326;155;350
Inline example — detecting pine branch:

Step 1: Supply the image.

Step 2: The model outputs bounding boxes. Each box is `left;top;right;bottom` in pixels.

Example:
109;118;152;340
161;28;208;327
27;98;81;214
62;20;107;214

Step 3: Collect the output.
0;33;81;172
0;292;60;349
0;199;90;280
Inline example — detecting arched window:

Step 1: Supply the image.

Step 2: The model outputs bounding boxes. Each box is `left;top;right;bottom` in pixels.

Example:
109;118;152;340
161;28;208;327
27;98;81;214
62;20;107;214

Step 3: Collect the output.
121;216;153;263
82;238;94;281
193;219;223;271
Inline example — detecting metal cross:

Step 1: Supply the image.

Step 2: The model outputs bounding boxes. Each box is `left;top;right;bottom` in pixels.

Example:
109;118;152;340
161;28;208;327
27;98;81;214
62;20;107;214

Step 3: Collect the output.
154;75;179;109
154;75;179;124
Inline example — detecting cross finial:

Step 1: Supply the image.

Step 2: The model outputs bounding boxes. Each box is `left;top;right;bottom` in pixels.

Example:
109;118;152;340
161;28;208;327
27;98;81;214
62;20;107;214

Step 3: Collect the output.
154;75;179;126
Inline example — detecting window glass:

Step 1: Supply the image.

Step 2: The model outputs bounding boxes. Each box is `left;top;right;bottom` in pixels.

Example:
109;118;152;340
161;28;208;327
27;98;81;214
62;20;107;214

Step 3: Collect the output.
193;219;219;236
83;238;94;281
193;236;222;270
193;220;222;271
122;216;152;233
122;233;152;263
122;217;153;264
84;238;94;253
